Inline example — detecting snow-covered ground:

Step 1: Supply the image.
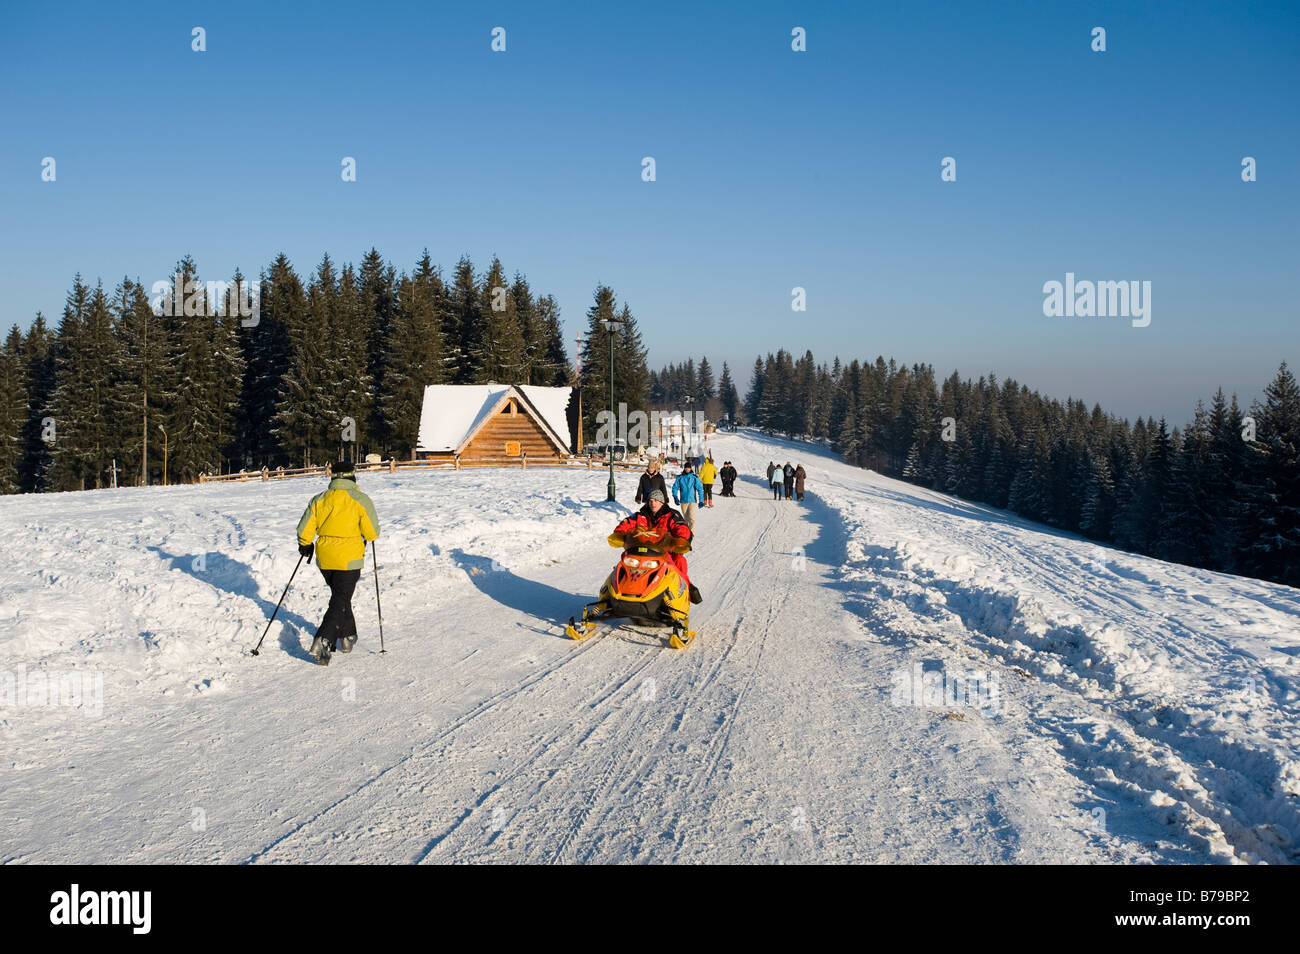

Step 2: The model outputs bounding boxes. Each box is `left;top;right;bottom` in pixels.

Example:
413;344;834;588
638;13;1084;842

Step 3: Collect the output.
1;430;1296;863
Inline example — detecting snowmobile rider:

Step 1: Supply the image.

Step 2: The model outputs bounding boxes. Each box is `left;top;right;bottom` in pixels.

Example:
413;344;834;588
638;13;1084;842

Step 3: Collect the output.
612;489;702;604
296;459;380;665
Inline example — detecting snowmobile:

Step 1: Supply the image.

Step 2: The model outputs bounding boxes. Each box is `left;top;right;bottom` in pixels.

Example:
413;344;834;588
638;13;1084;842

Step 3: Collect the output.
565;525;696;649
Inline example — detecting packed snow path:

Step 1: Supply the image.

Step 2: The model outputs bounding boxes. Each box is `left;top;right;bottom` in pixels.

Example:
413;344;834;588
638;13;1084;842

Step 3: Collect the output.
1;432;1296;863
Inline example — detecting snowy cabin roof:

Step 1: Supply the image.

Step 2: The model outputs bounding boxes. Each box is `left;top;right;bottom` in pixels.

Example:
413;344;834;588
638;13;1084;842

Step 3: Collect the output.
416;384;573;455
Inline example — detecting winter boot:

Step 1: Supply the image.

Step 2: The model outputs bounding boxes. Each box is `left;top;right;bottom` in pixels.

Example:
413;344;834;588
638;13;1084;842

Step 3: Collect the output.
688;583;703;604
309;635;332;666
340;634;357;653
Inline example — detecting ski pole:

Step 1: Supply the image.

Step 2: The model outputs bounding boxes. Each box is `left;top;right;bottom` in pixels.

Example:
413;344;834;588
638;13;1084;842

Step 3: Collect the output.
372;541;385;654
251;553;304;656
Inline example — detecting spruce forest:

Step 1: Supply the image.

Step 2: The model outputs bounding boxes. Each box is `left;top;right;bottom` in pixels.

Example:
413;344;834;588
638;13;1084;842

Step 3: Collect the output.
736;350;1300;589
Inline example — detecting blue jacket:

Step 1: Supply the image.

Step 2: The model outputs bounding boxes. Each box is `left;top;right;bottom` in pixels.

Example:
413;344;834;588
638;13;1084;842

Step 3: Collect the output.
673;472;704;505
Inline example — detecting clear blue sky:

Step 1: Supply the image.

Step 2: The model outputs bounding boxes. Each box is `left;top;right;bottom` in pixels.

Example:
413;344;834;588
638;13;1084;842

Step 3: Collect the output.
1;0;1296;424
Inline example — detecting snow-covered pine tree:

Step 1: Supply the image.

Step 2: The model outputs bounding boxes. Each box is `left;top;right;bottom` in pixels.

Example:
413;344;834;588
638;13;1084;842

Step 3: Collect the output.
109;277;166;483
358;249;393;449
445;256;481;384
614;303;650;417
238;254;300;469
718;362;739;422
509;272;538;384
743;356;765;425
272;255;342;468
1156;403;1214;565
533;294;570;387
1206;389;1246;571
1111;419;1149;551
164;257;231;480
380;254;446;458
0;326;28;493
1006;422;1053;522
698;356;715;402
902;440;922;481
475;256;525;384
47;276;117;490
20;313;56;490
1078;448;1115;539
835;393;860;464
331;262;372;460
579;286;618;442
211;273;248;474
1239;363;1300;585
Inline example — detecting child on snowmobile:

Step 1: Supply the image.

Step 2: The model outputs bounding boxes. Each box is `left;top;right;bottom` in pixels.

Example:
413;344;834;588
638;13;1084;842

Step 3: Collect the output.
611;489;702;604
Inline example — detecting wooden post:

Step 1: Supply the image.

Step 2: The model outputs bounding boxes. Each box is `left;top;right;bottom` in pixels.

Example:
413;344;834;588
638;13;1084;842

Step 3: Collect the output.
389;458;396;474
522;452;527;470
261;466;269;482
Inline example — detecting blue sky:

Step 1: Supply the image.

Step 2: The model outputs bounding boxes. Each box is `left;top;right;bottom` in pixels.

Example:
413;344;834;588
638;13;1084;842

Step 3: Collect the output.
1;0;1296;423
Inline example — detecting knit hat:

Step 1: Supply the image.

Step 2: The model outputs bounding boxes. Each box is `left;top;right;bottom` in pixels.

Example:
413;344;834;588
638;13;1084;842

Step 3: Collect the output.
649;489;667;503
332;459;356;480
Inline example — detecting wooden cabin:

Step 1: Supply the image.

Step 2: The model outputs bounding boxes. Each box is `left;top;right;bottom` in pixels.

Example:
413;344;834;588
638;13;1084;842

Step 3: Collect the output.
415;384;573;462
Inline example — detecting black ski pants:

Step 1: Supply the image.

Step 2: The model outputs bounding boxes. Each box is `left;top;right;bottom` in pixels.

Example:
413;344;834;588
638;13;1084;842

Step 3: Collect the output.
317;568;361;649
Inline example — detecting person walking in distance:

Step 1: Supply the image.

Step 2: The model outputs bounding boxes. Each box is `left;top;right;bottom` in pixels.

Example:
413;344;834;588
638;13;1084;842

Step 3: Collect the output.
699;455;717;508
635;458;669;506
794;463;807;502
783;461;795;501
769;463;783;500
720;461;737;497
673;459;705;531
296;460;380;666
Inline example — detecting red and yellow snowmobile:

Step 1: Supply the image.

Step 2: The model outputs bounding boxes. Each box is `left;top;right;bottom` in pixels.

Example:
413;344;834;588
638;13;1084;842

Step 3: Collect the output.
565;526;696;649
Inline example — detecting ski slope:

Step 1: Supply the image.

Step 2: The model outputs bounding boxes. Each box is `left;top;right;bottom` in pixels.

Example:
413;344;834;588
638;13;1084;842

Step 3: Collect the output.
1;430;1297;864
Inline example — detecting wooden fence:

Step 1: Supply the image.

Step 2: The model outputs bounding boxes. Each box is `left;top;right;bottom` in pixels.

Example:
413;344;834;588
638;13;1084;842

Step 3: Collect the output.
197;455;648;484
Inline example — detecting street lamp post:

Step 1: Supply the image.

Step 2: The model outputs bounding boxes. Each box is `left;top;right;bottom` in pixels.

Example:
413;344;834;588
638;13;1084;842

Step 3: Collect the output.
158;424;168;487
602;317;625;501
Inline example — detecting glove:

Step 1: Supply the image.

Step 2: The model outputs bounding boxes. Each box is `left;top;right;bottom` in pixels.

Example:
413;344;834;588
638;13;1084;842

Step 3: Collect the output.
298;542;314;563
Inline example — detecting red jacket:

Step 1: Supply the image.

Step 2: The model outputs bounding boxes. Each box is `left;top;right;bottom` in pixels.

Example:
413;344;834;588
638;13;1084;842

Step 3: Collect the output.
613;504;692;583
613;504;692;548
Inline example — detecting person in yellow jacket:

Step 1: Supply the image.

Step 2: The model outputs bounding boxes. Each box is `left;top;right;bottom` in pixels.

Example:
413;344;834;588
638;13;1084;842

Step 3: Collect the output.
296;459;380;665
699;455;717;508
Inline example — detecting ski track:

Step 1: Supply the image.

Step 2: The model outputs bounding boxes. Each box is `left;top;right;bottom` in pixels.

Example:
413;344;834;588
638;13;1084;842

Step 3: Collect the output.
1;432;1296;864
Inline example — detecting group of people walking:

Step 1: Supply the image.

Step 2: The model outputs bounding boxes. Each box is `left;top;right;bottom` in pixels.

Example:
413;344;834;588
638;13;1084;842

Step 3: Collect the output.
636;454;748;528
767;461;806;501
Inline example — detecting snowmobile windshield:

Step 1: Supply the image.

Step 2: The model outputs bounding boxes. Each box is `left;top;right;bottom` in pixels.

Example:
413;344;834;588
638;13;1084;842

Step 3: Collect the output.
627;526;670;554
